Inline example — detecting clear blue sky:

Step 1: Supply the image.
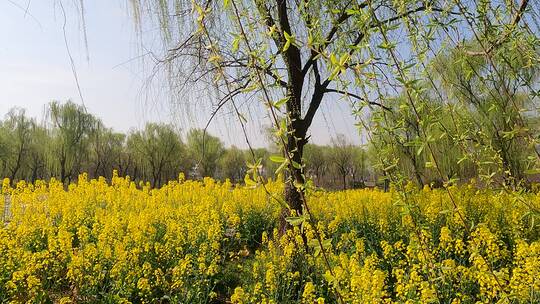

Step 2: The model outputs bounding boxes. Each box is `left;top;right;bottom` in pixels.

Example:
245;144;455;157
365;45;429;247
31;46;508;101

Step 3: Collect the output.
0;0;361;147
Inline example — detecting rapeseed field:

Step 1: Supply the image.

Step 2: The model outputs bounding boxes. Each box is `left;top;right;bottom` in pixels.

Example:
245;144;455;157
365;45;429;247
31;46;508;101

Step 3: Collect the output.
1;174;539;303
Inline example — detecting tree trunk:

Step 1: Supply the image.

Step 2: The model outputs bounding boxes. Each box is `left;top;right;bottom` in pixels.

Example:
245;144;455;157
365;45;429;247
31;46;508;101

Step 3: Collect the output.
413;166;424;187
9;148;24;186
94;160;101;179
9;164;20;187
279;121;307;235
60;162;67;184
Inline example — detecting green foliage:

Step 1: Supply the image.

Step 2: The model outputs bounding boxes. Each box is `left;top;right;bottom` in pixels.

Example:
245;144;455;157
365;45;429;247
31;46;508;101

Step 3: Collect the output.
46;100;97;184
0;104;250;186
127;123;188;187
218;146;247;183
186;129;225;178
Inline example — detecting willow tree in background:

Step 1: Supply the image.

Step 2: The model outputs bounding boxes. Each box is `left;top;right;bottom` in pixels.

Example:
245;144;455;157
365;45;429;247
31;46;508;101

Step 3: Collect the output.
218;145;247;182
88;121;126;180
361;0;539;189
186;129;225;178
0;109;50;184
1;108;33;185
127;123;188;188
27;123;49;183
303;144;329;187
329;134;356;190
46;101;96;184
429;43;540;187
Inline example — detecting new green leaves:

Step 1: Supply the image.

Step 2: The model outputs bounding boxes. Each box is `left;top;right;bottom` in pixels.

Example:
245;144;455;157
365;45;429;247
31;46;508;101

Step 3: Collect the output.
283;31;295;52
329;53;350;80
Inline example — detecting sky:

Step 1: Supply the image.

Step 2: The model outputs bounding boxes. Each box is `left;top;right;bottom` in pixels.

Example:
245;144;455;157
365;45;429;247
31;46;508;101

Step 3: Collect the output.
0;0;362;148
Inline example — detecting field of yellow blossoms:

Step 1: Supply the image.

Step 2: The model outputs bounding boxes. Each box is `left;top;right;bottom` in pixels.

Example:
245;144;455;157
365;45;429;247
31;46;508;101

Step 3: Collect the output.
1;174;539;303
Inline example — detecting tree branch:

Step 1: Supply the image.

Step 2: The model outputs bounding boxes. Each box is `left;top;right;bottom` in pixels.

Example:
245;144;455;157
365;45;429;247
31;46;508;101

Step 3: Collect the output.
302;0;367;76
465;0;529;56
324;88;391;111
233;60;288;87
255;2;281;48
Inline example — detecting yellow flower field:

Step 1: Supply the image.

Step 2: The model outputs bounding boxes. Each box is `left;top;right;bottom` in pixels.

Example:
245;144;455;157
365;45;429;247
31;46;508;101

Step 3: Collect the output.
1;174;539;303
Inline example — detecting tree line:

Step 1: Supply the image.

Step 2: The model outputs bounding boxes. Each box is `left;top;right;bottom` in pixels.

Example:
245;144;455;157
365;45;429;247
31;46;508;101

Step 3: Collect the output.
0;101;372;189
2;97;538;190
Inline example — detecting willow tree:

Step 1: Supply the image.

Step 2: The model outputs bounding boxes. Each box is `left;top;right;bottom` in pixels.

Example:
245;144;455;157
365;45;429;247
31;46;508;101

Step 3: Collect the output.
88;121;126;180
27;123;49;183
1;108;33;184
127;0;438;222
429;43;540;187
126;0;538;223
127;123;188;187
303;144;328;187
218;146;247;182
186;129;224;178
46;101;96;184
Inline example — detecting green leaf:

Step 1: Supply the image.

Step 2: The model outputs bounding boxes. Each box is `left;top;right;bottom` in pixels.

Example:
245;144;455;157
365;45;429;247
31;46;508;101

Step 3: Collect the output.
293;180;304;190
383;163;397;171
329;67;341;80
283;31;294;52
416;144;425;156
291;161;302;169
283;40;291;52
273;96;290;109
322;239;332;249
232;36;240;52
285;216;306;226
308;239;319;248
330;53;338;65
274;198;289;209
339;54;350;66
378;41;396;50
275;160;288;175
269;155;286;163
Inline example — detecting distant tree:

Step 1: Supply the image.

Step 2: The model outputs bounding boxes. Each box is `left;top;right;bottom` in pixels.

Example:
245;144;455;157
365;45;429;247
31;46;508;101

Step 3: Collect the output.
330;135;355;190
2;108;33;184
127;123;188;187
117;144;137;179
350;146;368;187
26;123;49;183
218;146;246;182
186;129;224;178
303;144;328;186
88;121;126;179
46;101;96;184
0;120;9;177
90;122;126;178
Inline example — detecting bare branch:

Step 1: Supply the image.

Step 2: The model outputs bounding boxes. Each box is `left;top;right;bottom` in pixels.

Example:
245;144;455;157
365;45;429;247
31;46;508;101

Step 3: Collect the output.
324;88;391;111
